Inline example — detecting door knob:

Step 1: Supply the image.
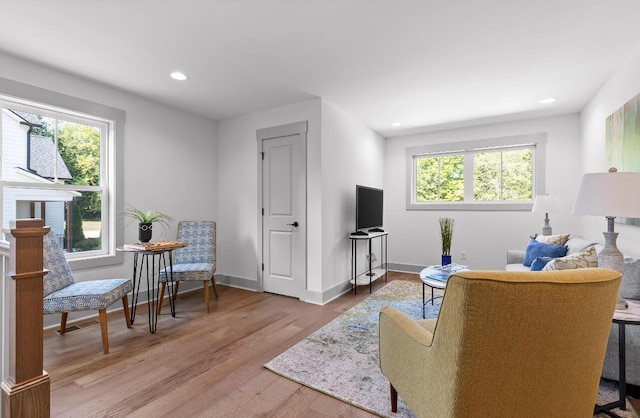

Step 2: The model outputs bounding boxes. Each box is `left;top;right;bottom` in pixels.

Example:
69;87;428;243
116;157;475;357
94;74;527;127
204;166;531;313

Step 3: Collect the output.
287;221;299;227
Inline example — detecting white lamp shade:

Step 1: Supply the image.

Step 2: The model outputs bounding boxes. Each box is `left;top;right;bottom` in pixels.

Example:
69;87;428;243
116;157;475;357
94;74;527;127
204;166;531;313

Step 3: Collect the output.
572;170;640;217
531;195;560;213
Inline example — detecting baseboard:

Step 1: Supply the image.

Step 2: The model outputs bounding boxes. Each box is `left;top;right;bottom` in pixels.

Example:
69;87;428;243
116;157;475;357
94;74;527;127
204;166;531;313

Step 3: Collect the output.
43;267;419;328
386;263;423;274
215;274;259;291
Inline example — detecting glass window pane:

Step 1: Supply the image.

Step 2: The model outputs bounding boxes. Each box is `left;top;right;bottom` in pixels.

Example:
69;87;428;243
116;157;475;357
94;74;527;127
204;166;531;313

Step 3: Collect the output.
55;120;101;187
3;187;102;253
440;155;464;201
2;105;105;255
415;155;464;202
416;156;439;201
474;151;501;201
501;149;533;201
67;192;102;253
474;149;533;201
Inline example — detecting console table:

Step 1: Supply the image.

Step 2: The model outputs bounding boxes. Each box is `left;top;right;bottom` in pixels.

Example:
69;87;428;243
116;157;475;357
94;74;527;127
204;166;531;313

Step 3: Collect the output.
349;231;388;294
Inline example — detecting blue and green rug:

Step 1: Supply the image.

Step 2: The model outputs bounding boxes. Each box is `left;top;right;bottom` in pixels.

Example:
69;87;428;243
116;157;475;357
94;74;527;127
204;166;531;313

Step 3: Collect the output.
264;279;637;417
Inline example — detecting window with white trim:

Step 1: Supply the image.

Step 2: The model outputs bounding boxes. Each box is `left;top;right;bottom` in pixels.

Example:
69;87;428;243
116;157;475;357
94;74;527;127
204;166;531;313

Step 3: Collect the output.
0;79;124;268
406;134;546;211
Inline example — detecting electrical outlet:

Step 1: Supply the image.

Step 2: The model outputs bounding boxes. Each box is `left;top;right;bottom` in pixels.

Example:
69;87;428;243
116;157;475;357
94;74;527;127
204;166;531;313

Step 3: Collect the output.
366;253;378;264
460;251;467;260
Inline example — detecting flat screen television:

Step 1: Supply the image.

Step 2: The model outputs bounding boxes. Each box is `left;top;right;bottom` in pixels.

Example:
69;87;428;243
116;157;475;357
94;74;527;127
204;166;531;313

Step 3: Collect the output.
355;185;384;233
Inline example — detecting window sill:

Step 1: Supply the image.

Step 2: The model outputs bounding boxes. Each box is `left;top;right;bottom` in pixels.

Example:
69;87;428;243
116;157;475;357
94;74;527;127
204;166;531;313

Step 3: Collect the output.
67;251;124;270
406;202;533;211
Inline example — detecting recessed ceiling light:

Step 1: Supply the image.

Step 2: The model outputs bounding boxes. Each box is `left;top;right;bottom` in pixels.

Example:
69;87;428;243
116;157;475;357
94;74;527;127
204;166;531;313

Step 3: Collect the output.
170;72;188;81
391;122;402;127
538;97;556;104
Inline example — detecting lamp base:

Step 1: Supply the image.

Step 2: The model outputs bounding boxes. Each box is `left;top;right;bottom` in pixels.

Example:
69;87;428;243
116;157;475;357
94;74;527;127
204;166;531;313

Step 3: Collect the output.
541;213;552;236
598;231;628;309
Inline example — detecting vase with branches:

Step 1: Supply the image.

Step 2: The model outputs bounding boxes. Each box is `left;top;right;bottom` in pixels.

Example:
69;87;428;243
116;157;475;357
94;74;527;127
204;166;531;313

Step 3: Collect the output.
439;217;454;265
123;206;174;242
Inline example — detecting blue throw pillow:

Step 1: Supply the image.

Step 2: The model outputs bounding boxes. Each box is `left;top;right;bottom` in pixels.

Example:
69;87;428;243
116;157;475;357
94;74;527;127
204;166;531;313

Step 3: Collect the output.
523;239;568;267
530;256;555;271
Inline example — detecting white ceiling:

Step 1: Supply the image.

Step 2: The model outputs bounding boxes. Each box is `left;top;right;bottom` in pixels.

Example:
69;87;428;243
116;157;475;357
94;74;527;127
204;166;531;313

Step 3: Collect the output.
2;0;640;137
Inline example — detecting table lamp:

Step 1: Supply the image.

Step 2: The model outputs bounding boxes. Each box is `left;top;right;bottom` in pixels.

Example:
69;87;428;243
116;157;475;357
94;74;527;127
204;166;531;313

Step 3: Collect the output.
532;194;560;235
572;167;640;309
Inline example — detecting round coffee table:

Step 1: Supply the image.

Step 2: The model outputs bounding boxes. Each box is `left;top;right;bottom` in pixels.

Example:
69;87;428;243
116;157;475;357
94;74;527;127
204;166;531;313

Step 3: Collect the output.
419;265;468;318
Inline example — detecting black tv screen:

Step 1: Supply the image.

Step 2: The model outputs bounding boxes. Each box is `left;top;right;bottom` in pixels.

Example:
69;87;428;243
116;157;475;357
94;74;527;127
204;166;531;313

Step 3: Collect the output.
356;185;383;231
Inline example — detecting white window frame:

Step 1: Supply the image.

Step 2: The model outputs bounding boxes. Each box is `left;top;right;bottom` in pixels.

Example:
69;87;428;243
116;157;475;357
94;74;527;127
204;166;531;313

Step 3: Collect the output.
406;133;546;211
0;77;125;269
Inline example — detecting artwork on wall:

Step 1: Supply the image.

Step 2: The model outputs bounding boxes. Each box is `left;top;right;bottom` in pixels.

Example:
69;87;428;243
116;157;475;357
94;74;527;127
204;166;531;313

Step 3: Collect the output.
606;91;640;226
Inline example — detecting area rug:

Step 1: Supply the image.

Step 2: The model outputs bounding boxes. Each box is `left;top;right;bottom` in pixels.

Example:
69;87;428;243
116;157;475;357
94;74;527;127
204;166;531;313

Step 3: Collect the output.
264;279;638;417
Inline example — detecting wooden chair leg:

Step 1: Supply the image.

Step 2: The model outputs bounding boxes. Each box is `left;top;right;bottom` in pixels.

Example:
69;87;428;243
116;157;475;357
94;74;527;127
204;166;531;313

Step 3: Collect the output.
211;274;218;298
98;309;109;354
203;281;210;313
173;281;180;301
390;383;398;413
157;282;166;315
122;295;132;328
59;312;68;334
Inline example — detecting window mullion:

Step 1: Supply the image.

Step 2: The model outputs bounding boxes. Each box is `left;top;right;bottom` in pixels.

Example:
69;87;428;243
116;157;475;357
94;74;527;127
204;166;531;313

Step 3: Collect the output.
463;152;474;202
499;151;503;201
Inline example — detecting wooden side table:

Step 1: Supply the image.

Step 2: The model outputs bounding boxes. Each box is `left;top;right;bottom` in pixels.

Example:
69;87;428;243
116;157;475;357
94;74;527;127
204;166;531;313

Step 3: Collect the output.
117;241;187;333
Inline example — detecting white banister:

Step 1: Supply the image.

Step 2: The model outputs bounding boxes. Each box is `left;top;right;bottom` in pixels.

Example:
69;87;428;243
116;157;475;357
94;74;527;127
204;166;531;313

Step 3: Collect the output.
0;240;8;258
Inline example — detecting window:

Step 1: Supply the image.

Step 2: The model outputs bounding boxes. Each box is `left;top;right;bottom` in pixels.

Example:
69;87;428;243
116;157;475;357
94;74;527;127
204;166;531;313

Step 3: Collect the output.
0;78;125;268
406;134;546;211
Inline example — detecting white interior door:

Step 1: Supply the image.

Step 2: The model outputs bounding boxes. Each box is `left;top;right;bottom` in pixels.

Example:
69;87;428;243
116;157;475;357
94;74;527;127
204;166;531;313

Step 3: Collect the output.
258;122;306;298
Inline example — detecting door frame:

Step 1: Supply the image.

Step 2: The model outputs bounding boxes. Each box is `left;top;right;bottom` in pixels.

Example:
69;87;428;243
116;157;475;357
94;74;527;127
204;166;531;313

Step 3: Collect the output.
256;121;308;294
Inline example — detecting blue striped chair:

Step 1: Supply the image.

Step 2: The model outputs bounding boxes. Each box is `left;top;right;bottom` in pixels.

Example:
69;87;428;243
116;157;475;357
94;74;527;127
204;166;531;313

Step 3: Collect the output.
43;230;132;354
158;220;217;313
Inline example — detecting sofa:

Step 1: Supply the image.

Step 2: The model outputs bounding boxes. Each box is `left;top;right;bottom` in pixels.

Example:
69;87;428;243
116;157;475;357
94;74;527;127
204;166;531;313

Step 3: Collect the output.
506;235;601;272
506;234;640;386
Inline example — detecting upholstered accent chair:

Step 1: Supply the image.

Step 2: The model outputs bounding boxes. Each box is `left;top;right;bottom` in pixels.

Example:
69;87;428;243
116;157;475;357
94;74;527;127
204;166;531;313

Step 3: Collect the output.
42;230;132;354
157;220;217;313
379;269;621;418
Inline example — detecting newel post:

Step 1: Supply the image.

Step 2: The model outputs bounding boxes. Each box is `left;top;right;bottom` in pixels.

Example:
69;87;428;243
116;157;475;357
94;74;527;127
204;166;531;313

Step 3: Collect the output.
1;219;50;417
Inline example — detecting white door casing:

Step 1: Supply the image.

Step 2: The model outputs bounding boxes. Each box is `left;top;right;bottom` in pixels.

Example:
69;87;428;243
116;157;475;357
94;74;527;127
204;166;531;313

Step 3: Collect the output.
257;121;307;298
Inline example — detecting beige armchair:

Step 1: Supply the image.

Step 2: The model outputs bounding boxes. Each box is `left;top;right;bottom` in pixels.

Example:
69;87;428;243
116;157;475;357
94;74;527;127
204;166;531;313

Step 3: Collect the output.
379;269;621;418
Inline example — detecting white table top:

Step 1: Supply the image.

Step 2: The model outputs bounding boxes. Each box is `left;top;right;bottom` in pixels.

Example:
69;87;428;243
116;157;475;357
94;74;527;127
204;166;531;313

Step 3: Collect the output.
348;230;389;239
614;299;640;323
419;265;469;289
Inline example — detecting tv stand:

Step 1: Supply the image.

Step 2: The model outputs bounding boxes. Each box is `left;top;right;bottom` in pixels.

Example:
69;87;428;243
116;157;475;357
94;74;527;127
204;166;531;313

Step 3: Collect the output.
368;228;384;233
349;231;388;294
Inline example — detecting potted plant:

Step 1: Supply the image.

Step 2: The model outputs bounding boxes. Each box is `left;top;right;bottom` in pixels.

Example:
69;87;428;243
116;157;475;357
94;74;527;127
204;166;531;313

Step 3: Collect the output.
123;206;174;242
439;217;454;265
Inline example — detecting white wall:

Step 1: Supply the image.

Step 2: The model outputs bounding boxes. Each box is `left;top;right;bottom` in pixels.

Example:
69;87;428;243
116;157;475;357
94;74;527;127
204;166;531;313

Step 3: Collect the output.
216;98;384;303
0;52;217;384
320;101;385;293
216;99;322;292
580;46;640;258
384;114;583;270
0;51;218;278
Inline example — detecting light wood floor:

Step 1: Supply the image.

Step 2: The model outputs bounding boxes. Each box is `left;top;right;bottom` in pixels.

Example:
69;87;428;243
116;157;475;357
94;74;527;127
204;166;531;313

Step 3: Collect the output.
45;271;418;417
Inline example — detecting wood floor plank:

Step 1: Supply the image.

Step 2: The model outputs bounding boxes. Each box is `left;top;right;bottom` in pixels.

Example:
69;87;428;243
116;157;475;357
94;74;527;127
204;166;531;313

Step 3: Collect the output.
46;273;413;417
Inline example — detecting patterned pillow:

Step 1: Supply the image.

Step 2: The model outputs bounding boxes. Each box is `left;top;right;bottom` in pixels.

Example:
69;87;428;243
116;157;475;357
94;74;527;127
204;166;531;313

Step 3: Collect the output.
536;233;571;246
542;245;598;271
